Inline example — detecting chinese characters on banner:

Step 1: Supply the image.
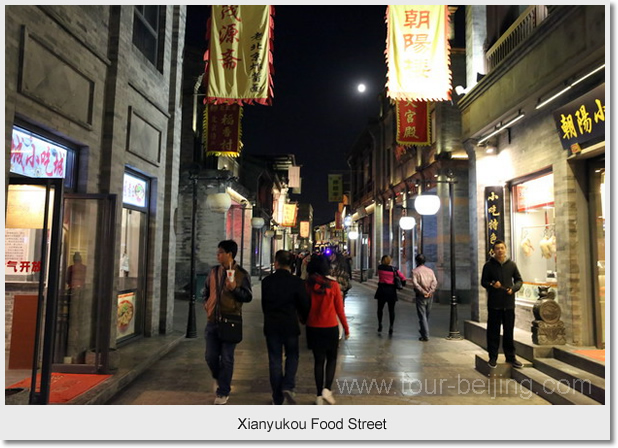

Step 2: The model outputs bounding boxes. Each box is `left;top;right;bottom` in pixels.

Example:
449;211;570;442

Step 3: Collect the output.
10;128;67;179
396;100;431;145
288;166;301;189
300;221;310;238
205;5;274;105
204;104;243;157
552;83;605;152
485;186;505;259
386;5;451;101
281;203;298;227
328;174;343;203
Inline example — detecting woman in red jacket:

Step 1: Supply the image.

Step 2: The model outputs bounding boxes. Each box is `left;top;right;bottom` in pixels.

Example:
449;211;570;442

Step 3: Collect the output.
305;254;350;405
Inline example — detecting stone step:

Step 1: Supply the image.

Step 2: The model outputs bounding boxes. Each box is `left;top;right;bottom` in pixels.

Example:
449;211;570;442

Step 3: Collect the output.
510;366;601;405
553;346;605;379
533;357;605;404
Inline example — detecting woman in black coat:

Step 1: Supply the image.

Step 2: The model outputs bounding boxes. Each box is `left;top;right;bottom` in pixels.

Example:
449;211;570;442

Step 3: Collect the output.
374;255;406;335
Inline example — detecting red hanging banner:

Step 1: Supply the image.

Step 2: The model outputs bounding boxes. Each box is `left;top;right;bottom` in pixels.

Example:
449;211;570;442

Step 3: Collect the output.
204;5;274;105
204;104;243;158
386;5;451;102
396;100;431;146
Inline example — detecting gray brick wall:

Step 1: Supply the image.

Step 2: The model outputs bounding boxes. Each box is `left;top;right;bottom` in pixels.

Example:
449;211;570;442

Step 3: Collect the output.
5;6;186;356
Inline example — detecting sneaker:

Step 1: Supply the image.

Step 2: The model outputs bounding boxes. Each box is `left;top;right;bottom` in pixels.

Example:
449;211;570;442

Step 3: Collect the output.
214;394;229;405
418;337;429;341
282;389;297;405
388;327;394;335
488;358;497;369
315;396;324;405
377;324;383;333
321;388;336;405
509;359;524;369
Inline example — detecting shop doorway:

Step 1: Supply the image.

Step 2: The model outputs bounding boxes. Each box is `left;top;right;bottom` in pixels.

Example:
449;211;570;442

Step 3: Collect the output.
5;181;116;403
588;157;605;349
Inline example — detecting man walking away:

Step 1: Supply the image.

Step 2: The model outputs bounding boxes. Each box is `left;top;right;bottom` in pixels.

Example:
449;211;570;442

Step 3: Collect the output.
411;254;437;341
261;250;310;405
481;240;524;369
203;240;253;405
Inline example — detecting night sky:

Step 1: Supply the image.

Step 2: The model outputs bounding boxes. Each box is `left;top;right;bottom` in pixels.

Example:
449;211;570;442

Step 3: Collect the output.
186;5;389;225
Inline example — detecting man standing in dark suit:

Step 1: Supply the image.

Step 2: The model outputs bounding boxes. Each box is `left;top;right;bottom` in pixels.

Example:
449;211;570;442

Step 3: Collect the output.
261;250;310;405
481;240;524;369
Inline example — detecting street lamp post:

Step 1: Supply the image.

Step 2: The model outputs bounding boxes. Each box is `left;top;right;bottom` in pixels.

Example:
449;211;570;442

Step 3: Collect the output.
445;178;462;340
414;174;462;340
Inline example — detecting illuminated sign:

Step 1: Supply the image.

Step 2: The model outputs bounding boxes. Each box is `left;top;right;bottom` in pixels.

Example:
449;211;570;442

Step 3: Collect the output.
10;128;67;179
300;221;310;238
553;83;604;151
123;173;147;208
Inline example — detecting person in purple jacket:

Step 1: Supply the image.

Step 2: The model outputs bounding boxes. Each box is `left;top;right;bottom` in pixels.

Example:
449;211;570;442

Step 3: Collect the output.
374;255;406;335
411;254;438;341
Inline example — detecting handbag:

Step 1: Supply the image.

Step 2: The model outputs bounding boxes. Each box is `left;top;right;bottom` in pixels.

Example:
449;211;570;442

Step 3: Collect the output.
214;266;243;343
392;267;404;290
217;313;243;343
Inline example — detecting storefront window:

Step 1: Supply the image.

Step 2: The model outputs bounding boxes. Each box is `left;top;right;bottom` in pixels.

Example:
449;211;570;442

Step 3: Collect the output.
117;171;149;342
512;172;557;301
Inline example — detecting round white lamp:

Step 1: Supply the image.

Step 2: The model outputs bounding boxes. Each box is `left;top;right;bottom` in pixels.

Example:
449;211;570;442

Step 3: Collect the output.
399;216;416;230
251;217;265;229
343;215;353;227
264;229;275;238
414;195;441;215
348;230;359;240
206;192;232;214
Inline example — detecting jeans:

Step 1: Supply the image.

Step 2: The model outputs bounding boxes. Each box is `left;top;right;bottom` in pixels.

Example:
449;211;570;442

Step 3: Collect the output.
415;295;433;338
486;308;516;361
205;321;237;397
265;333;300;404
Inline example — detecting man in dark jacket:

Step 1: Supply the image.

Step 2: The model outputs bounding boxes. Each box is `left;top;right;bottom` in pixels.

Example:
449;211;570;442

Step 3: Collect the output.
203;240;253;405
261;250;310;405
481;240;524;369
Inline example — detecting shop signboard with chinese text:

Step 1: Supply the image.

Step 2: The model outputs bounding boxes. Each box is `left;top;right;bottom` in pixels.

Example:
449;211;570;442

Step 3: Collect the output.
204;104;242;157
281;203;298;227
396;100;431;146
328;174;343;202
484;186;505;259
10;128;67;179
205;5;274;105
386;5;451;101
300;221;310;238
552;83;604;151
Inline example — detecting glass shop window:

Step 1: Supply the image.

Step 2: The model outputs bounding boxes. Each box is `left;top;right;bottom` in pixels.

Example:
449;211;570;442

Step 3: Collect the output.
512;172;557;301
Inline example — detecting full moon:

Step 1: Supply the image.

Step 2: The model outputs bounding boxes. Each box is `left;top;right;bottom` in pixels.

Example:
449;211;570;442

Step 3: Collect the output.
357;84;366;93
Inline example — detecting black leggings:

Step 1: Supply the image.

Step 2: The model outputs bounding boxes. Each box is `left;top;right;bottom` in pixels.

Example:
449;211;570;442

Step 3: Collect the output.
312;347;338;396
377;298;396;328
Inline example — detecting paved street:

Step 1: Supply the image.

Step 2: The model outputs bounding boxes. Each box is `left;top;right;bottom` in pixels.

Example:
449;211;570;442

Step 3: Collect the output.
107;279;550;405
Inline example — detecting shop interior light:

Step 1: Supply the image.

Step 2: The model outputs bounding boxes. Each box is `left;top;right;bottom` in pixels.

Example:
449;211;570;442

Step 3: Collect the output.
477;113;525;145
414;194;441;215
399;216;416;230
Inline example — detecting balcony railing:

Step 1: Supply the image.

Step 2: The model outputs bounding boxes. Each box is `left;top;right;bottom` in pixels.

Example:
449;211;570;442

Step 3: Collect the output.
486;5;548;72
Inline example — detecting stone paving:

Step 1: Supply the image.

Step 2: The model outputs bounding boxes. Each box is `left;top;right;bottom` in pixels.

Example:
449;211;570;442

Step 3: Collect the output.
106;280;550;405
